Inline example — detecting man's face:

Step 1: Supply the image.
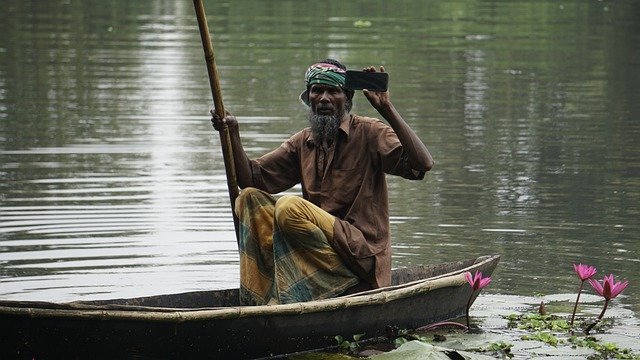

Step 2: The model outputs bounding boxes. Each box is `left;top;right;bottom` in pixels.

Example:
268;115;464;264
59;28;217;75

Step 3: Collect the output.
308;84;347;117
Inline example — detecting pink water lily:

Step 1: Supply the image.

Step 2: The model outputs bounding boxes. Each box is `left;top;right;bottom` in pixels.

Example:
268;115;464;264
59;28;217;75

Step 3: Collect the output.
570;263;597;326
589;274;628;300
585;274;629;334
465;271;492;291
465;271;492;328
573;263;597;281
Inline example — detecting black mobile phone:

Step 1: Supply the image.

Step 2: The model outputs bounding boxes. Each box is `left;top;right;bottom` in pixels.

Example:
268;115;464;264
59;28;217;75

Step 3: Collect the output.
344;70;389;92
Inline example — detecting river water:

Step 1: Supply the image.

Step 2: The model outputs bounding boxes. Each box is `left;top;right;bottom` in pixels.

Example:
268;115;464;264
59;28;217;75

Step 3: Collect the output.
1;0;638;322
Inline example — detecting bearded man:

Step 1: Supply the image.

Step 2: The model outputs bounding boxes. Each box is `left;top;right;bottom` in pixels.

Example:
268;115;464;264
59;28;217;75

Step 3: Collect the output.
211;59;434;305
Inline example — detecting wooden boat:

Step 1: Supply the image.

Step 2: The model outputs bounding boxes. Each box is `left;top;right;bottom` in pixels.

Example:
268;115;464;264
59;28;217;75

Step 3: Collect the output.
0;254;499;359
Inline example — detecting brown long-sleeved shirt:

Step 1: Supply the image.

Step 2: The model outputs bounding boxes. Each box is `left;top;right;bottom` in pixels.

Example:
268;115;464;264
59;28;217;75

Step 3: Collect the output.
249;113;426;288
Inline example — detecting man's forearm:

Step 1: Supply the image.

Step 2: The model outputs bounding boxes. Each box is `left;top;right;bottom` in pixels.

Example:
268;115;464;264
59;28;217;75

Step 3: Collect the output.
226;125;254;188
379;103;434;172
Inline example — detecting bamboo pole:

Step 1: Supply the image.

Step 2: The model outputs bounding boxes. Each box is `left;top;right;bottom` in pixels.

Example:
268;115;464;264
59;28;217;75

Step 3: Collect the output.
193;0;240;242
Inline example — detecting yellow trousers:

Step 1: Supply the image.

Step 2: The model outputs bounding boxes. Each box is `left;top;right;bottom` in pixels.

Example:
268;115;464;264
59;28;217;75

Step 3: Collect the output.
235;187;359;305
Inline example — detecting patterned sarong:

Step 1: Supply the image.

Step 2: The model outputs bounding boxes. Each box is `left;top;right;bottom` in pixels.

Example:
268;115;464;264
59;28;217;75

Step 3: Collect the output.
235;188;359;305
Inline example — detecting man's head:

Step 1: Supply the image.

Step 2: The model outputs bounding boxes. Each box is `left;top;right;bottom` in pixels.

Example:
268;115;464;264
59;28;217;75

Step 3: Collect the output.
300;59;354;145
300;59;354;112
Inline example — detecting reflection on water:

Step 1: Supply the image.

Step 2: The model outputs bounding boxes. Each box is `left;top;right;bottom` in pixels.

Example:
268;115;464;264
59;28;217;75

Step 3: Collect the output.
0;231;238;300
1;0;638;316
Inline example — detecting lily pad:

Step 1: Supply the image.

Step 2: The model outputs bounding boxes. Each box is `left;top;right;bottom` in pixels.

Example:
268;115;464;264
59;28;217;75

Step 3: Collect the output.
369;341;496;360
595;332;640;352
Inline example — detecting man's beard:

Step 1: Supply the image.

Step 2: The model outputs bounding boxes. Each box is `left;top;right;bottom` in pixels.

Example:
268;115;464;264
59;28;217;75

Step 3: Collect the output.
308;110;344;146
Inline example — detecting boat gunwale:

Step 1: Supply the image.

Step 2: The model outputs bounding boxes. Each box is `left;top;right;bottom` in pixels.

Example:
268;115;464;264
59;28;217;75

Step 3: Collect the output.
0;254;499;323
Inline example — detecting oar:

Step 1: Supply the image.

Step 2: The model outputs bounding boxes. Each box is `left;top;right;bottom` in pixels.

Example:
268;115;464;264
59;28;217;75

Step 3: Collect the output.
193;0;240;242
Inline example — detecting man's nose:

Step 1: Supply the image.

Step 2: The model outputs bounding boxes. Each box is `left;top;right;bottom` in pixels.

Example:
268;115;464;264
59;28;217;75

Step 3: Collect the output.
319;91;330;102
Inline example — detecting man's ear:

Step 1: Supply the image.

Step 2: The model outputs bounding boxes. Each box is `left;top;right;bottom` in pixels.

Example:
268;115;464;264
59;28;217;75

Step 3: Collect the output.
345;90;354;112
299;88;311;107
346;89;354;101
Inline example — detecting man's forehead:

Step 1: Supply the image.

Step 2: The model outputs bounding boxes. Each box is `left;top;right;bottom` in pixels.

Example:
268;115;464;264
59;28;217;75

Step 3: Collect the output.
310;83;343;91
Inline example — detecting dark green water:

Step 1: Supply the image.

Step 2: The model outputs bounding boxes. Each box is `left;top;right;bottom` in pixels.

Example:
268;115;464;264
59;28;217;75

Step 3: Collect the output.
1;0;638;322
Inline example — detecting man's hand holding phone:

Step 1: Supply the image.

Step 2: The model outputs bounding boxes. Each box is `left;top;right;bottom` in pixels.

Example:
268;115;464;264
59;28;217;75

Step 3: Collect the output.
350;66;392;113
344;67;389;92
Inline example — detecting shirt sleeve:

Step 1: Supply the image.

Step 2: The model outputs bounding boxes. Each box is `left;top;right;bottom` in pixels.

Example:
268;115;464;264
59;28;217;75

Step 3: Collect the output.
250;132;303;193
375;121;426;180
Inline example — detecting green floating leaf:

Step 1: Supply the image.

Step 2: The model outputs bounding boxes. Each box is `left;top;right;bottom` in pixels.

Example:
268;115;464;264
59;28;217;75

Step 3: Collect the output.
505;313;571;332
521;331;559;347
353;20;372;28
487;341;513;353
370;341;497;359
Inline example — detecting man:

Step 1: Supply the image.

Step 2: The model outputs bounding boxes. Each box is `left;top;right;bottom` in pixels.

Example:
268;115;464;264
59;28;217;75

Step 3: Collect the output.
211;59;433;305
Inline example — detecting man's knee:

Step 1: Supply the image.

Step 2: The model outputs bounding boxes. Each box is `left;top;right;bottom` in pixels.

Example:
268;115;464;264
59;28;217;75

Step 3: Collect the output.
274;196;334;238
236;187;262;201
235;187;266;215
274;195;304;230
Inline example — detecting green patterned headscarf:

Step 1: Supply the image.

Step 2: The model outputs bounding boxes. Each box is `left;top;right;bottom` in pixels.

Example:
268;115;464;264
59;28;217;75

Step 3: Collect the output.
300;62;347;106
304;63;347;88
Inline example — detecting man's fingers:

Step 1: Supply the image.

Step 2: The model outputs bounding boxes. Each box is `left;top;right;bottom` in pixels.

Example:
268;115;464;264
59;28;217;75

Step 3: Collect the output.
361;65;385;73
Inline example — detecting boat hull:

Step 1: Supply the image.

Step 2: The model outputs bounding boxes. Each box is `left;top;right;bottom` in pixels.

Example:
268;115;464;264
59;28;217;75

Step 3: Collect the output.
0;254;499;359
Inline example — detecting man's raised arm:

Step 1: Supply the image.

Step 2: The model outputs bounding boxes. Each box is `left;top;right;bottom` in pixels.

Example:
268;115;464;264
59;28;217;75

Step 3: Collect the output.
361;66;434;172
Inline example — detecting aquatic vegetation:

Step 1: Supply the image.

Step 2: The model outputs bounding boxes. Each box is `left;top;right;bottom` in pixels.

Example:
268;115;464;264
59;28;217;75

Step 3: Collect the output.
521;331;559;346
392;329;429;348
321;264;634;359
586;273;629;334
569;336;640;360
574;263;598;282
571;263;597;326
484;341;513;357
589;274;629;301
504;312;639;359
334;333;365;354
465;271;492;292
465;271;492;327
505;313;571;332
353;20;372;28
416;321;468;332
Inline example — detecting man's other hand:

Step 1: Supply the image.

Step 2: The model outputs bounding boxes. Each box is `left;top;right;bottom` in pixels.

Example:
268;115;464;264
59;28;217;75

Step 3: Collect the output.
210;108;238;131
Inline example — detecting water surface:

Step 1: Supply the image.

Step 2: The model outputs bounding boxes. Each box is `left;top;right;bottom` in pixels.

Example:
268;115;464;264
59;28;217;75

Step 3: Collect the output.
1;0;638;317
